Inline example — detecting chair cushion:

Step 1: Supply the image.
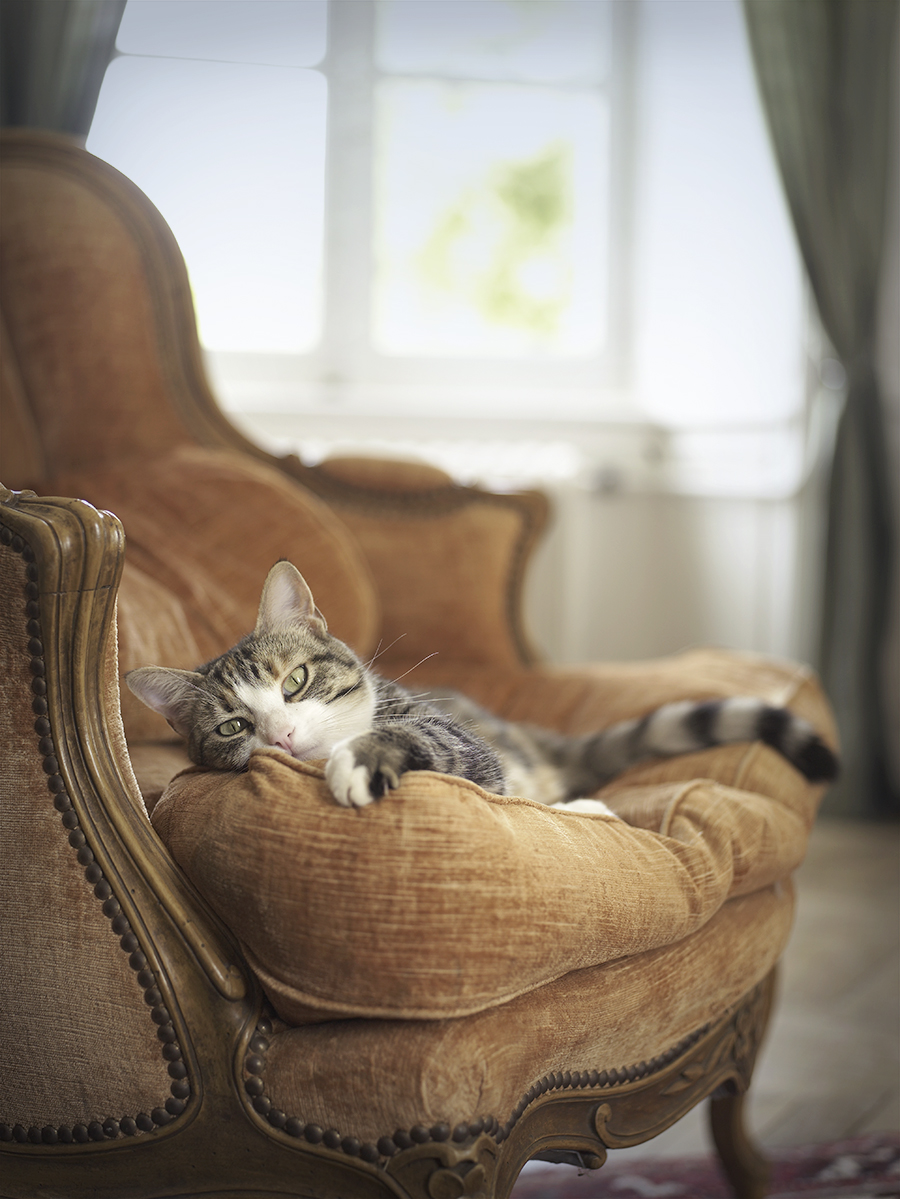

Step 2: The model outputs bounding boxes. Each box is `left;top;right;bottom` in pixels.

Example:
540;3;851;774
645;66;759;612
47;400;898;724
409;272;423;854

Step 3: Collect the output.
153;756;805;1026
149;650;834;1025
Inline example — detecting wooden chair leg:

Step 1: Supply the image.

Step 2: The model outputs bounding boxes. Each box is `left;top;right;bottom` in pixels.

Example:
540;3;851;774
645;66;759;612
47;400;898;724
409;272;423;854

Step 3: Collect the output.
709;1091;770;1199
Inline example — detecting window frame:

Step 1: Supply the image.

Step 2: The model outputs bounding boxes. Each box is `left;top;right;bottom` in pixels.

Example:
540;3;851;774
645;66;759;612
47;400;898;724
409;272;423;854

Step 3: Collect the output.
205;0;638;420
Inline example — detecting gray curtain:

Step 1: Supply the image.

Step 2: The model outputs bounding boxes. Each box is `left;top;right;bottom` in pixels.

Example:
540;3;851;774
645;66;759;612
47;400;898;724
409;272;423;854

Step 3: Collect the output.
744;0;899;818
0;0;125;138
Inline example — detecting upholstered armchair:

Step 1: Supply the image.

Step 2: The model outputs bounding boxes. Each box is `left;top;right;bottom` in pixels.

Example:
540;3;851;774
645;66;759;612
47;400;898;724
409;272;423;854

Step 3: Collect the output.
0;130;838;1199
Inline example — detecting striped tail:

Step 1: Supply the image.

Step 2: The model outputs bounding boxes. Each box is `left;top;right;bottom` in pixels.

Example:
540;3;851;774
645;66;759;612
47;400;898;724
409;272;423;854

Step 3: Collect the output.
583;697;838;785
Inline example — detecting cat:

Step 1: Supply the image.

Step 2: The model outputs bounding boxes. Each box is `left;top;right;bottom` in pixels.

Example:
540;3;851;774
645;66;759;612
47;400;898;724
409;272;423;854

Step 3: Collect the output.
126;560;838;812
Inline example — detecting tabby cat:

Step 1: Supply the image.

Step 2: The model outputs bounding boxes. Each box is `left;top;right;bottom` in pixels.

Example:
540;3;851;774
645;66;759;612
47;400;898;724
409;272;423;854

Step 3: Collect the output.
126;560;838;812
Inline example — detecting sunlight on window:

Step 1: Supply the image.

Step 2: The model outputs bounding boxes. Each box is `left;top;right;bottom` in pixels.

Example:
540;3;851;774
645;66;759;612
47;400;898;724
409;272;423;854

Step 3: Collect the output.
373;81;608;357
87;1;327;354
376;0;611;84
88;57;326;354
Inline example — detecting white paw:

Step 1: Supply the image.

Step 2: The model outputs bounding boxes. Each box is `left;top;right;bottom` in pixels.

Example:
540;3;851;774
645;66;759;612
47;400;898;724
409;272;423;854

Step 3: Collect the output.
325;744;375;809
551;797;618;817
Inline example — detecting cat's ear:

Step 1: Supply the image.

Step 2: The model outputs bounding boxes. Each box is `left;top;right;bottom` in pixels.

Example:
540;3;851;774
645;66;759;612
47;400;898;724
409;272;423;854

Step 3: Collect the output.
256;560;327;636
125;666;202;738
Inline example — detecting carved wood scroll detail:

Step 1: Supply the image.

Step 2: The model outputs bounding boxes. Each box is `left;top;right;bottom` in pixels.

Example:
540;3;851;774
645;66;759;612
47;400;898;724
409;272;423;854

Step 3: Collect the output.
593;976;772;1149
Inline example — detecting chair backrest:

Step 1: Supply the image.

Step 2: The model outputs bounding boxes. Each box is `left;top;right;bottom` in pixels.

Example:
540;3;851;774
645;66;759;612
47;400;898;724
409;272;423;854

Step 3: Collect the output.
0;129;207;486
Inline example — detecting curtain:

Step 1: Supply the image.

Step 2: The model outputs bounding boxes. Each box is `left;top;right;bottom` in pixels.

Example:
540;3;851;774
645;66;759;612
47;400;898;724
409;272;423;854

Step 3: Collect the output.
743;0;899;817
0;0;125;139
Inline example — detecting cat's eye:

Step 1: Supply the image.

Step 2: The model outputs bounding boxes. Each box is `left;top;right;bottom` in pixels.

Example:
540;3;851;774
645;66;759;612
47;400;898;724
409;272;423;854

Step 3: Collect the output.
217;717;250;737
283;665;309;699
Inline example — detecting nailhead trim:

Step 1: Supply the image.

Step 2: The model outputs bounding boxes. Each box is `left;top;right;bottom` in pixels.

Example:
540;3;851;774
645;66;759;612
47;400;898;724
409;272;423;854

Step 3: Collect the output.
240;1003;711;1164
0;524;191;1145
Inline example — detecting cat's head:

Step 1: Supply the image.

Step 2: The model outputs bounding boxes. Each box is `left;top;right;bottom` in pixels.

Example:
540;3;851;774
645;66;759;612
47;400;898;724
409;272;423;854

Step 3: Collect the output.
126;561;375;771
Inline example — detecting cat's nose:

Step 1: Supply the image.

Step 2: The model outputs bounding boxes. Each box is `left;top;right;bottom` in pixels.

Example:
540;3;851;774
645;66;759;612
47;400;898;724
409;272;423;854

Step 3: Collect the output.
272;732;294;755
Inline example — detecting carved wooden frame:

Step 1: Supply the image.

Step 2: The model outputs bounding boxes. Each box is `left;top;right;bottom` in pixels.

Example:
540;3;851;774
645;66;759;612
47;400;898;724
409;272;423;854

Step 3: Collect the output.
1;484;773;1199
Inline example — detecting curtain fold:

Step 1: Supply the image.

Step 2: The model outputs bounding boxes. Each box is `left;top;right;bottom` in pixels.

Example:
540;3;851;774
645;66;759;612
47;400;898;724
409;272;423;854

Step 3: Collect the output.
0;0;125;138
743;0;899;817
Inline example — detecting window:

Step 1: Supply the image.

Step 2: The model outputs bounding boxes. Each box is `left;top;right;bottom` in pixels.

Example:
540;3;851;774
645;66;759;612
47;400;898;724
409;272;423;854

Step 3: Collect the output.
88;1;806;466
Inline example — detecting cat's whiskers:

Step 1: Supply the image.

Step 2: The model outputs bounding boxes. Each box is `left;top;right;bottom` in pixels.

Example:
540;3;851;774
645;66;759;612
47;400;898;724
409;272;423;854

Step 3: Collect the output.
363;633;407;670
388;653;439;685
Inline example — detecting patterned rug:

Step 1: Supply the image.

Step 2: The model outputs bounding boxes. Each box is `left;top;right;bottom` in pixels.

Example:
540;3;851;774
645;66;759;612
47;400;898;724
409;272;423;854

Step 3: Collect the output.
511;1134;900;1199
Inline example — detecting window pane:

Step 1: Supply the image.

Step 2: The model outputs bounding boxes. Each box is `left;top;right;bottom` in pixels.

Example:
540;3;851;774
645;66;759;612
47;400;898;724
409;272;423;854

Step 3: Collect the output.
116;0;327;67
373;80;608;358
88;56;326;354
376;0;611;84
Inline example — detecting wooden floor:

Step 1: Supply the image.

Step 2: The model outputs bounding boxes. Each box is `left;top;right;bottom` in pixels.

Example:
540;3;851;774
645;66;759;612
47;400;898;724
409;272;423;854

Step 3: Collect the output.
522;816;899;1180
606;817;900;1160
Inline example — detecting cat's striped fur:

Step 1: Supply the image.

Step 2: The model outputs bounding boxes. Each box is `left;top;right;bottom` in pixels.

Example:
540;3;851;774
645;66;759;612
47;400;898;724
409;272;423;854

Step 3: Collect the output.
126;561;838;810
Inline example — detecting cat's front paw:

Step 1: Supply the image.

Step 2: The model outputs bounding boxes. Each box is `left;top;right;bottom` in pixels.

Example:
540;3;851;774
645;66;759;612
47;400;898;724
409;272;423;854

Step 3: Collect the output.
325;736;404;809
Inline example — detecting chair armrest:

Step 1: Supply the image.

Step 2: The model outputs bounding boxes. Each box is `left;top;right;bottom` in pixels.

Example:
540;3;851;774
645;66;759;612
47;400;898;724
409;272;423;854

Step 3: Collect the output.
0;484;254;1007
